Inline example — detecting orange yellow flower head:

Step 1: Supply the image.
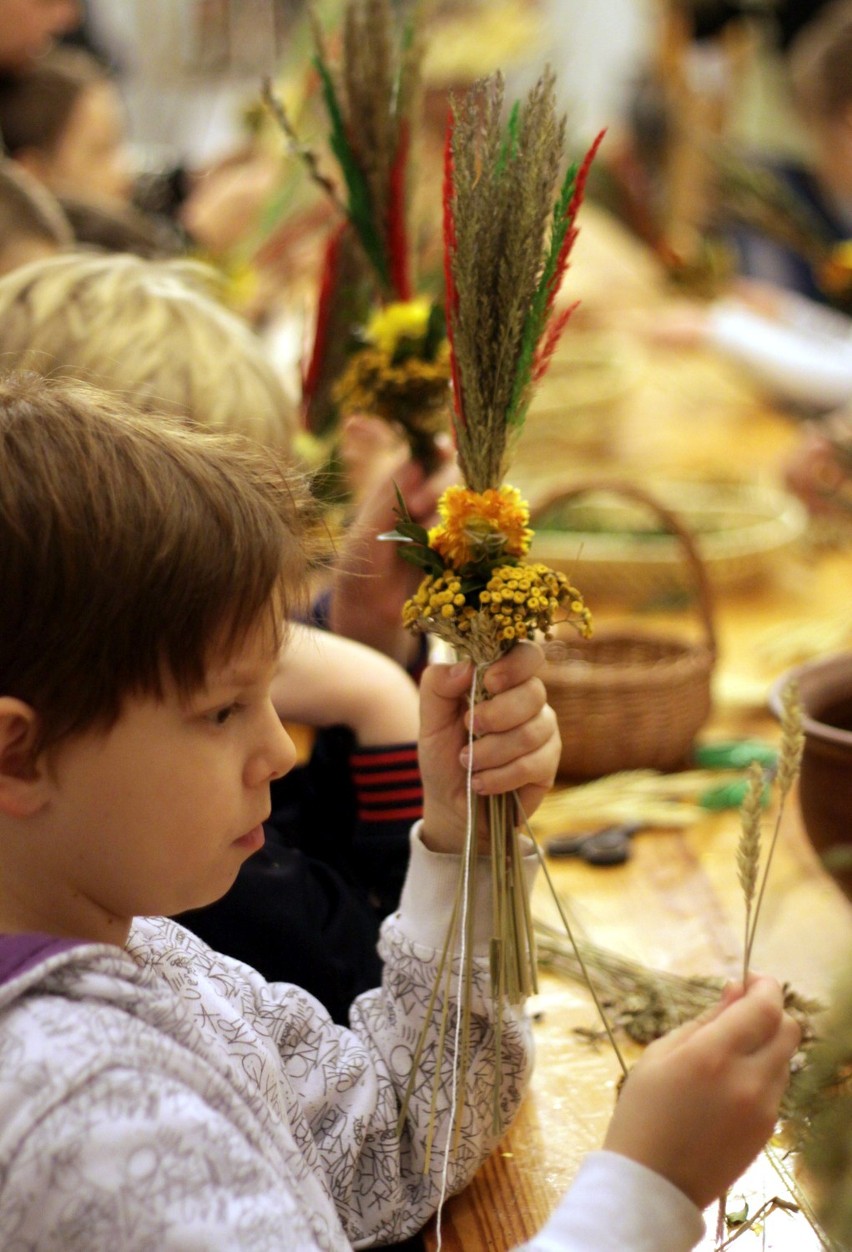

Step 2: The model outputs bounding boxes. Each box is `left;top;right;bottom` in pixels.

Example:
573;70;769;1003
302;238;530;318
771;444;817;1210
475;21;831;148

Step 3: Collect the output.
428;484;533;568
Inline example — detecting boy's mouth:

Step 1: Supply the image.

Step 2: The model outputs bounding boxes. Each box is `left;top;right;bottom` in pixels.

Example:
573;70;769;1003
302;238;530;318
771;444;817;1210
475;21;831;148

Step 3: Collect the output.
233;825;266;852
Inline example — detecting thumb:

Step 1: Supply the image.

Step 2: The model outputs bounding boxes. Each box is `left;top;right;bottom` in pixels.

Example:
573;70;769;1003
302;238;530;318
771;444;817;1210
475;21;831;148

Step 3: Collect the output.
419;659;476;738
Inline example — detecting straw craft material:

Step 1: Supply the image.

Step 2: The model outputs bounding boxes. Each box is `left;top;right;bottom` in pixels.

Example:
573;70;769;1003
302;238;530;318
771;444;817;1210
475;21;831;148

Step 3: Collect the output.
538;481;716;779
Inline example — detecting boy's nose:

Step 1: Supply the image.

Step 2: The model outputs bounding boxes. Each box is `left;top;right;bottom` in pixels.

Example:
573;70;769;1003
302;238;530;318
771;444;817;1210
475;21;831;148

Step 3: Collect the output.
269;717;298;782
246;701;297;788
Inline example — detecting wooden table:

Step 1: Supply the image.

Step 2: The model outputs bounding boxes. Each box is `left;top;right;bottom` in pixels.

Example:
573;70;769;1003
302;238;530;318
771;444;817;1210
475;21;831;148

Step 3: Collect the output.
424;206;852;1250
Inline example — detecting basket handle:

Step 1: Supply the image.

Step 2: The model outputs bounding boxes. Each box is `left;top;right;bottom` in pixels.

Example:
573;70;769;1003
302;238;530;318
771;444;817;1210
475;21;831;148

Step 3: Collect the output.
530;478;717;655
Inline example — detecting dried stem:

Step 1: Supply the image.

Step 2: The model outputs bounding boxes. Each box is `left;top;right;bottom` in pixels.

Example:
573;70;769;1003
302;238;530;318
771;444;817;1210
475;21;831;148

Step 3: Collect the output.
736;761;764;987
514;796;627;1076
261;79;347;216
744;682;804;971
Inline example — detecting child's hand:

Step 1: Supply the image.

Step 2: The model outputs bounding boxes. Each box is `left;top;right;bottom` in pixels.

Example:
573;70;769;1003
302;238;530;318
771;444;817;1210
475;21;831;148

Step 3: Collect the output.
329;429;459;668
603;975;801;1209
418;642;560;854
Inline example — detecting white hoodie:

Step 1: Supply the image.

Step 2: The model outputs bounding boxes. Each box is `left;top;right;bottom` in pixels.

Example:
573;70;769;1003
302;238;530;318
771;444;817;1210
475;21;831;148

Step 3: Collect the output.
0;829;702;1251
0;832;533;1250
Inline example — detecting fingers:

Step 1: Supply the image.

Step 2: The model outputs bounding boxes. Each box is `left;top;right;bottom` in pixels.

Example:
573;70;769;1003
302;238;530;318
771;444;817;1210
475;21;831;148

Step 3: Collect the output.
700;976;793;1057
422;641;546;711
645;977;797;1065
461;708;559;796
480;640;544;693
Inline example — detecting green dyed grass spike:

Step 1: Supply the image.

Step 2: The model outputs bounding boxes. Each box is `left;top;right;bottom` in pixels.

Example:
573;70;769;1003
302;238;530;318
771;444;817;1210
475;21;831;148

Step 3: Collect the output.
505;160;578;426
312;52;390;287
495;101;521;178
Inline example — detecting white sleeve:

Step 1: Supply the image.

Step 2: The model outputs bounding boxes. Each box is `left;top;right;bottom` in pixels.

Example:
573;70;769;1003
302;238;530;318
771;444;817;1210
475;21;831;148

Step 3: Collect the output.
706;300;852;410
520;1151;705;1252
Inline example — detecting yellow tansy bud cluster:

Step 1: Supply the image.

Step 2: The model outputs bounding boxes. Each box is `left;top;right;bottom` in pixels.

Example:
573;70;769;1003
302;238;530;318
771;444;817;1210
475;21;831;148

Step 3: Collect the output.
403;562;592;644
332;343;451;426
479;564;592;642
403;572;477;634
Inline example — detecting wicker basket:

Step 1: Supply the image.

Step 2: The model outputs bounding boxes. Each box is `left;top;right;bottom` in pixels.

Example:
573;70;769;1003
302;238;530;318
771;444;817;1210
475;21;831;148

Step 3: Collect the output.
541;481;716;780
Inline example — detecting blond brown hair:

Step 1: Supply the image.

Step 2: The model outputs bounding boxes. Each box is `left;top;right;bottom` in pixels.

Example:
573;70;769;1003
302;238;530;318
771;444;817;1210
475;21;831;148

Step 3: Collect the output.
0;252;296;449
0;372;317;753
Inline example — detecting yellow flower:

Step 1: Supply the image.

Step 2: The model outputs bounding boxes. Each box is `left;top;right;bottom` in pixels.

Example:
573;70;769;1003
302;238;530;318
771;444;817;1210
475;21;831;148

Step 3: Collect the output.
428;484;533;568
482;563;593;642
332;342;451;426
365;297;433;356
403;561;593;647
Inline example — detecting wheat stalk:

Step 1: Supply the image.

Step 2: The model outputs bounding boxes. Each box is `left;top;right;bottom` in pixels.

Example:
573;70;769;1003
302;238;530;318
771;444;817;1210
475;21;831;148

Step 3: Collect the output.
743;681;804;972
736;761;765;987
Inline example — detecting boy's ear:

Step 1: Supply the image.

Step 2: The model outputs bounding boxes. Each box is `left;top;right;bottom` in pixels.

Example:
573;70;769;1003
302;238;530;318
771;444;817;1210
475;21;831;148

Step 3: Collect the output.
0;698;49;818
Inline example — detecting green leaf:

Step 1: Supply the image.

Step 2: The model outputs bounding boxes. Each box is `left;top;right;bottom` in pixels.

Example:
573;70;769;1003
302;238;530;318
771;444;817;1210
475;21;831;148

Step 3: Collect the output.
399;546;444;574
394;519;431;544
423;302;447;358
393;480;414;522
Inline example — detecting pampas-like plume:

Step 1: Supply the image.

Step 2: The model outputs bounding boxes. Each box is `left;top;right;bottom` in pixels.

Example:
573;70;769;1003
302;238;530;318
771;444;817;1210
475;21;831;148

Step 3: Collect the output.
444;69;602;491
265;0;422;300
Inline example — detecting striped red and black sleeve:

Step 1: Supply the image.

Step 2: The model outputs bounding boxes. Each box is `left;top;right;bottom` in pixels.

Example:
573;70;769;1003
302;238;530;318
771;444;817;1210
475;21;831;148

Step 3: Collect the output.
350;742;422;917
350;743;423;824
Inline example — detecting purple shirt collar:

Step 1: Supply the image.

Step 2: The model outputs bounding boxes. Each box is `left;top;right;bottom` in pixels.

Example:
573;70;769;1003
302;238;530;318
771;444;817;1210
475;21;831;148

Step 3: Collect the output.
0;933;83;985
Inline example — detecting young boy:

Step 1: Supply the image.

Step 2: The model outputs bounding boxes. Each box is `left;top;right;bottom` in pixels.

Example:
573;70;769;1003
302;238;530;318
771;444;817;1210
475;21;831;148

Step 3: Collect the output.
0;250;427;1019
0;372;799;1250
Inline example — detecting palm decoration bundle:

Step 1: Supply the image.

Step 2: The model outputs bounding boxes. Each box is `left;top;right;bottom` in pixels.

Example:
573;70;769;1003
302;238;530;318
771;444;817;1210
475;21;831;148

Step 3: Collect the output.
392;69;605;1150
264;0;450;471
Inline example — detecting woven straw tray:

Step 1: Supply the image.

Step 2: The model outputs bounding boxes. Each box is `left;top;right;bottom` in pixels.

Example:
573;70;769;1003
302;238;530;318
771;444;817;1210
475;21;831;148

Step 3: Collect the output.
530;478;807;605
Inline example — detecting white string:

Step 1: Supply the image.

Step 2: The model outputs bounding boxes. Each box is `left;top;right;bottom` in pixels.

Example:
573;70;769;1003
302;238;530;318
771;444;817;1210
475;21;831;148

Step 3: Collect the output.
434;663;482;1252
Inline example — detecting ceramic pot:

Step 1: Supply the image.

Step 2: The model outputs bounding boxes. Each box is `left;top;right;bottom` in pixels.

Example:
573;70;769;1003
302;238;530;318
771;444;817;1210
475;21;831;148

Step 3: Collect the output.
770;652;852;898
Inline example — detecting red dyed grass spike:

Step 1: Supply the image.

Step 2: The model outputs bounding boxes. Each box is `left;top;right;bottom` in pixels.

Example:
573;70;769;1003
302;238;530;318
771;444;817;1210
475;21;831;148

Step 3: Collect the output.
387;120;412;300
533;299;578;382
442;108;464;427
541;129;606;324
302;223;345;419
531;130;606;382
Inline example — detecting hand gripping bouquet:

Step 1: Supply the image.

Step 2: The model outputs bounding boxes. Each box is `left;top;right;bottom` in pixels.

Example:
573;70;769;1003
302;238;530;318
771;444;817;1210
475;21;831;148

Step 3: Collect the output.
390;69;605;1156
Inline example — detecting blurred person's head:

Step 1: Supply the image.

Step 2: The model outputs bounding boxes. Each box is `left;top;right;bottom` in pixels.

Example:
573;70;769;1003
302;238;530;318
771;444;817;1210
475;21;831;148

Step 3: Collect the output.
0;158;71;273
789;0;852;201
0;46;133;203
59;193;184;258
0;0;80;69
0;251;297;450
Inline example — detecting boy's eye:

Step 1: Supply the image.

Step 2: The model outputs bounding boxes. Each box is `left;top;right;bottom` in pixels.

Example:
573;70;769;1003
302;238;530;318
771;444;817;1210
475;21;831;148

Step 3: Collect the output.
208;703;242;726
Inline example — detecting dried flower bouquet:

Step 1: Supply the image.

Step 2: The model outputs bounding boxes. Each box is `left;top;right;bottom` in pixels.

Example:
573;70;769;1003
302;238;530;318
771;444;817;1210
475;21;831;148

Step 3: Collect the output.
265;0;451;470
390;69;604;1149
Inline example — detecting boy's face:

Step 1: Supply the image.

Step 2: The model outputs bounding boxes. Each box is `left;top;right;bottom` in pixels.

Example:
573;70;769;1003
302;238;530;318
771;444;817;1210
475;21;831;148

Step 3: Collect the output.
31;621;296;942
